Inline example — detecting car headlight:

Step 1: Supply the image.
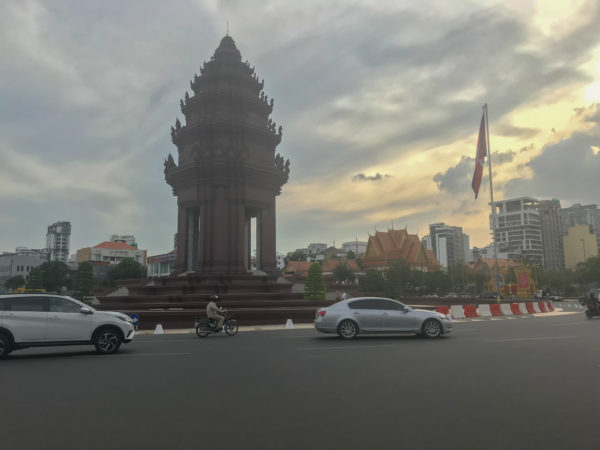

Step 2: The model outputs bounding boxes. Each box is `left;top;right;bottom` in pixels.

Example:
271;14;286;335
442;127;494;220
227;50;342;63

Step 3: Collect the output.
117;315;134;323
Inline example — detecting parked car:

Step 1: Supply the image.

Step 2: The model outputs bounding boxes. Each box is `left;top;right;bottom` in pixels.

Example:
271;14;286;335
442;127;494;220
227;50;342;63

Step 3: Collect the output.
314;297;452;339
479;291;504;300
0;294;135;358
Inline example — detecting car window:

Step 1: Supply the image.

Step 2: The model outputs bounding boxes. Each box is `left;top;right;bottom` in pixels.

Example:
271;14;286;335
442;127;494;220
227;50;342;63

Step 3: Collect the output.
0;298;8;311
348;299;378;310
9;296;47;312
377;300;405;311
49;297;81;313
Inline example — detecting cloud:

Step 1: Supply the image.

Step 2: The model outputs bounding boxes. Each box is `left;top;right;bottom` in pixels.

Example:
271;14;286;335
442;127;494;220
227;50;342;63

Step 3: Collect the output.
433;150;516;195
1;0;600;256
351;172;391;182
504;131;600;204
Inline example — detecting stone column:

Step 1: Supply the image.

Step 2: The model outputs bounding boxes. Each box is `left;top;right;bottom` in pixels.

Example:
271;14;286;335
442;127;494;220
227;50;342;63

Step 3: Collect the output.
174;205;187;274
259;200;277;277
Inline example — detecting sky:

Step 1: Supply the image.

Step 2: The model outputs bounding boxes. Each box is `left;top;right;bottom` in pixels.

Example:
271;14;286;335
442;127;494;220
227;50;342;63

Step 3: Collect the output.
1;0;599;258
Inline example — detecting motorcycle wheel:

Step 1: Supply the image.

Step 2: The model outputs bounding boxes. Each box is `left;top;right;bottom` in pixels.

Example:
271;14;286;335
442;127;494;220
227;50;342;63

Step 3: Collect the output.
585;310;592;319
225;320;238;336
196;323;210;337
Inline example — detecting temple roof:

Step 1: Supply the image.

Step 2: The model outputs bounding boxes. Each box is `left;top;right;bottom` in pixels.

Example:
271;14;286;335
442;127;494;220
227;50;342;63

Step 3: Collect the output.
214;35;241;61
363;229;440;271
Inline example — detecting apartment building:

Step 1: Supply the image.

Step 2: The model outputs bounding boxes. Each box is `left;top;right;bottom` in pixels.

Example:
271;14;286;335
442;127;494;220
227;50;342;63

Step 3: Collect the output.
491;197;543;266
46;221;71;263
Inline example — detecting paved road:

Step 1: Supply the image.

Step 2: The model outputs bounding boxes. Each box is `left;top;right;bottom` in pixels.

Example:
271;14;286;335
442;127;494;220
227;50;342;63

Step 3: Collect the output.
2;313;599;450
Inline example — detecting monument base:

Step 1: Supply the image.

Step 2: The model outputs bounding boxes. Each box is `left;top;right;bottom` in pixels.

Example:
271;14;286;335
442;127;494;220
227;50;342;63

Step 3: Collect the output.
96;274;333;330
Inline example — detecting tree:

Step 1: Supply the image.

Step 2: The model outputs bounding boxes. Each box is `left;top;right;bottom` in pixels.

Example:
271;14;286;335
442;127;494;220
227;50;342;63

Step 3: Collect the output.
26;267;44;290
284;249;306;266
332;263;355;284
358;269;384;293
110;259;147;281
346;250;356;259
38;261;70;293
384;260;411;298
4;275;26;291
304;263;326;300
74;262;95;299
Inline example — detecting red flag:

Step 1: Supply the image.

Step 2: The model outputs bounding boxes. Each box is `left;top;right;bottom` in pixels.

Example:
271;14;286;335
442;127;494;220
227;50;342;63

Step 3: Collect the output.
471;114;487;198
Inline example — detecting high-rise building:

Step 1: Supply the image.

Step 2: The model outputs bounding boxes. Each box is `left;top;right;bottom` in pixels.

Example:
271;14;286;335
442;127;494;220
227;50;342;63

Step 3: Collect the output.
560;203;600;254
563;224;598;269
491;197;543;266
536;199;565;270
46;221;71;263
427;223;469;269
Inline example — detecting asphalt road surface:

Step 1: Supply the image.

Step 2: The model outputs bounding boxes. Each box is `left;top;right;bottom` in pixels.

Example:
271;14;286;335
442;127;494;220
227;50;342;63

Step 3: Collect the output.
2;312;600;450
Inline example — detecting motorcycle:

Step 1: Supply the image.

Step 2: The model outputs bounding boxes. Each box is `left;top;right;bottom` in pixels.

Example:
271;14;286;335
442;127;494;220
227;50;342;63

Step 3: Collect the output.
195;312;238;337
584;295;600;319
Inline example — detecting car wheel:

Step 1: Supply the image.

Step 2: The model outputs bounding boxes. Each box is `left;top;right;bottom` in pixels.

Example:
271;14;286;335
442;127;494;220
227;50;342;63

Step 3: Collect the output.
0;333;12;358
94;328;122;354
422;319;442;338
338;320;358;339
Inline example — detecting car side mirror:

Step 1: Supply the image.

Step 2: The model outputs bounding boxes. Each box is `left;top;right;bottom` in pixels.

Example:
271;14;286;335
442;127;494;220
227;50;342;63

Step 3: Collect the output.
80;307;93;315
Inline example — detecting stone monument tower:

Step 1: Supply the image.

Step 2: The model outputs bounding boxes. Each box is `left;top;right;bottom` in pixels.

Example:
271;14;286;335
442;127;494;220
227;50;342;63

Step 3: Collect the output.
164;35;289;281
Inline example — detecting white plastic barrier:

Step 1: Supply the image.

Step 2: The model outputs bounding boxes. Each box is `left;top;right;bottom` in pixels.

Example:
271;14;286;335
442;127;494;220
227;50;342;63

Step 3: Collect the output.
478;304;492;317
533;302;541;313
500;304;513;316
519;303;530;314
450;304;466;319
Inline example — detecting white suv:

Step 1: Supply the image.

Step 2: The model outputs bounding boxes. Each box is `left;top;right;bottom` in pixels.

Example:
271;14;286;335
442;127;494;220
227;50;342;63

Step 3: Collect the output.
0;294;135;358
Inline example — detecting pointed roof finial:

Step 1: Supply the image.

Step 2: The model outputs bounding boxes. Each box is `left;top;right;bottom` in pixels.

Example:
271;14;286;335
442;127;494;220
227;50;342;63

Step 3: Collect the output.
226;21;229;36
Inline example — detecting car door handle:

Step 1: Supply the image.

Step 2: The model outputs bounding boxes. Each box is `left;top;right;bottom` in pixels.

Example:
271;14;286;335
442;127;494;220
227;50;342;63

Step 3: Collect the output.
49;315;59;319
352;312;360;315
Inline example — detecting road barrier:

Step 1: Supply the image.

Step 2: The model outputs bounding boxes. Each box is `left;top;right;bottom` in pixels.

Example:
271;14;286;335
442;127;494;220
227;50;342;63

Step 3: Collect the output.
450;305;466;319
478;304;492;317
510;303;522;315
500;304;513;316
436;301;563;320
436;305;450;315
490;304;503;316
464;305;479;318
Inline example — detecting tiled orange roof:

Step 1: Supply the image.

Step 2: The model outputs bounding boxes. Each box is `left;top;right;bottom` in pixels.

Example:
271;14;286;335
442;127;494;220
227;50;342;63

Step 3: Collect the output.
321;259;360;272
94;241;139;251
284;261;313;276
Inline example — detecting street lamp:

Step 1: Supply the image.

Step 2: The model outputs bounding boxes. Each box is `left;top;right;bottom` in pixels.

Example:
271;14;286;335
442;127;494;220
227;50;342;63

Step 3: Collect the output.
580;238;587;262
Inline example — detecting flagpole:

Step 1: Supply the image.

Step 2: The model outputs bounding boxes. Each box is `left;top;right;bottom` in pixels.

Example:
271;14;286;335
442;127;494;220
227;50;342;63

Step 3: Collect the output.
484;103;499;294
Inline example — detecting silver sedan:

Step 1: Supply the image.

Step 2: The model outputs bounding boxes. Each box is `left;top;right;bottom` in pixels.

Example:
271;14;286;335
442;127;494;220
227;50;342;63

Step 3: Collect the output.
314;297;452;339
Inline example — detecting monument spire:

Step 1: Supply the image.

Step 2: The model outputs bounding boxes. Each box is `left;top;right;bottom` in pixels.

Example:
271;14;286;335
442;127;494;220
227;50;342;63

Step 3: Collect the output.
165;35;288;278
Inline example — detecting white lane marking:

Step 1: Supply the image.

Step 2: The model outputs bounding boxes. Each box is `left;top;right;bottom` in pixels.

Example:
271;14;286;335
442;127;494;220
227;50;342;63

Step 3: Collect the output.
485;336;577;343
297;344;396;351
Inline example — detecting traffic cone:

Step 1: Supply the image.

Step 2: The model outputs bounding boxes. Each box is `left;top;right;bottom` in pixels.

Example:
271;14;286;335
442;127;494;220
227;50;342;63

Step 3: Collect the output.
285;319;294;329
154;324;164;334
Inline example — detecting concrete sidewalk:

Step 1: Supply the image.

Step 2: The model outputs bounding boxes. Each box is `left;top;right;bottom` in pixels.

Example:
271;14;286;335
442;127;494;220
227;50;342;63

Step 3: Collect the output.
135;309;579;335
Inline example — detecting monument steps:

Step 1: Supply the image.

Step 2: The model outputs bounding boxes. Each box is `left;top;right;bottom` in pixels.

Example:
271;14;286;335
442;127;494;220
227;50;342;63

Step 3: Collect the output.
105;304;332;330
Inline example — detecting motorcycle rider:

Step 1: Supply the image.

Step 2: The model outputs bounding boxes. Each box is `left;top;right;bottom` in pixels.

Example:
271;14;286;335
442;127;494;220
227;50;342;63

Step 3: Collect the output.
206;294;225;331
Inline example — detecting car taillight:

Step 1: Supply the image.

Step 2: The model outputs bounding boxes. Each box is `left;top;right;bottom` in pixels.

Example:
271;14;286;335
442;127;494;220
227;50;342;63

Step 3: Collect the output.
318;310;326;317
